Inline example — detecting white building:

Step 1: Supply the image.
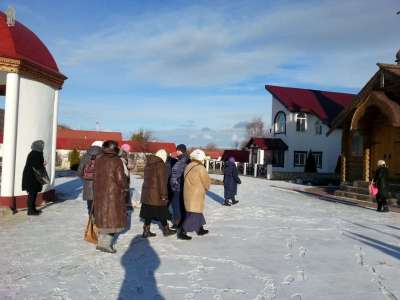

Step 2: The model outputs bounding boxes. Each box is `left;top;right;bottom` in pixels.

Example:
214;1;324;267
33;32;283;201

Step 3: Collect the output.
262;85;355;173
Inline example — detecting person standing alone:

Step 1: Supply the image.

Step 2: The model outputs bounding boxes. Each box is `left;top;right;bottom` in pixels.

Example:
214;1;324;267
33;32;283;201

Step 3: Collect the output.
223;157;241;206
373;160;390;212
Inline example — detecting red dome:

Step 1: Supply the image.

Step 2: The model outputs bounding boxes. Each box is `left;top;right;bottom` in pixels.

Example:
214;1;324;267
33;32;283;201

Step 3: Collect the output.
0;12;59;73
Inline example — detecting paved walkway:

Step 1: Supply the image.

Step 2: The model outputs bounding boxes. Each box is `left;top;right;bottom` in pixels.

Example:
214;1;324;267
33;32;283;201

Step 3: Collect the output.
0;175;399;299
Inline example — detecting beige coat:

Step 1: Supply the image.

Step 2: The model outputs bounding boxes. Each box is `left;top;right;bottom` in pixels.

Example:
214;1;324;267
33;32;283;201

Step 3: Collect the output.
183;161;211;213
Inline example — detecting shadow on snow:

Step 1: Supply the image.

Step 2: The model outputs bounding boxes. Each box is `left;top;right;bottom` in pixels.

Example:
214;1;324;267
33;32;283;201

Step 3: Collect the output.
118;235;164;300
207;190;225;205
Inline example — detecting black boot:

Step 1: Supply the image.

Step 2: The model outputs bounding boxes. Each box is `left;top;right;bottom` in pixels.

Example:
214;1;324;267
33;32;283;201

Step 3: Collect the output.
142;225;156;238
163;225;177;237
223;199;231;206
27;194;39;215
231;197;239;205
177;229;192;240
197;226;209;236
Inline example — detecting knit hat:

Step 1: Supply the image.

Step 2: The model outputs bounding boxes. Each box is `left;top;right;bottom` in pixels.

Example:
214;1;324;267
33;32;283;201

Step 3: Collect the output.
176;144;187;153
91;140;103;147
190;149;206;163
155;149;168;163
120;143;131;153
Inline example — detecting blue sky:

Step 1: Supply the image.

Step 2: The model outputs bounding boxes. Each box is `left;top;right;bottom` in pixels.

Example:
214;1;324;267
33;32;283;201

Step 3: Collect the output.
2;0;399;147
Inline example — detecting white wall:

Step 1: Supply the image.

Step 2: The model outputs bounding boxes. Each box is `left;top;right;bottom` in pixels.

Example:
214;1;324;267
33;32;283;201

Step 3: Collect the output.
271;97;342;173
14;77;56;195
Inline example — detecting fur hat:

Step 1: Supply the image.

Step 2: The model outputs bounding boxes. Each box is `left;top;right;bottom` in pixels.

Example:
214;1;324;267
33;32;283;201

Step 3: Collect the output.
176;144;187;153
91;140;104;147
190;149;206;163
120;143;131;153
377;160;386;167
155;149;168;163
31;140;44;152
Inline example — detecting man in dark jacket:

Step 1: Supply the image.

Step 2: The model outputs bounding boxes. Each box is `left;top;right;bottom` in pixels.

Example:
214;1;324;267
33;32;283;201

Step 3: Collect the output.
22;140;47;215
93;140;128;253
223;157;241;206
77;141;103;215
373;160;390;212
169;144;189;229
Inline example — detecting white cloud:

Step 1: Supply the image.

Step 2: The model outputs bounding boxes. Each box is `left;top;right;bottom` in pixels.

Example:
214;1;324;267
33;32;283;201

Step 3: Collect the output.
57;0;399;89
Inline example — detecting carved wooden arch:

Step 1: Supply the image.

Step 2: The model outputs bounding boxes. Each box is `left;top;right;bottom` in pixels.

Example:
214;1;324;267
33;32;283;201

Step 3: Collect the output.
350;91;400;130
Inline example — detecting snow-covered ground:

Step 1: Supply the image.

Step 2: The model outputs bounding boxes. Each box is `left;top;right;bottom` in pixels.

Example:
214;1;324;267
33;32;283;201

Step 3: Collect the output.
0;175;400;300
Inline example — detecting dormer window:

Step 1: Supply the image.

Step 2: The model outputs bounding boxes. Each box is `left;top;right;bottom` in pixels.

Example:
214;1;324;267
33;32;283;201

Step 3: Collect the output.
315;121;322;135
274;111;286;134
296;113;307;132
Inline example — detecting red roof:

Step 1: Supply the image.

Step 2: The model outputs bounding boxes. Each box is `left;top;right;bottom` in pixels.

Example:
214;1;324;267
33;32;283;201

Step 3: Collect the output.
118;141;176;154
222;150;249;163
246;138;288;151
57;138;96;151
0;12;59;73
265;85;355;126
204;149;224;159
57;128;123;141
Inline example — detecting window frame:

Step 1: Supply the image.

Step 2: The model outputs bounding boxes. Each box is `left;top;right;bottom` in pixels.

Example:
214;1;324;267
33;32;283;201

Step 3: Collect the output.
315;121;322;135
274;111;286;135
312;151;323;169
294;151;308;167
296;113;307;132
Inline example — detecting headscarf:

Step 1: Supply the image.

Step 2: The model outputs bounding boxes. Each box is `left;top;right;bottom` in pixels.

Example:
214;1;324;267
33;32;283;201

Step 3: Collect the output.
31;140;44;152
155;149;168;163
377;160;386;167
229;157;236;163
190;149;206;163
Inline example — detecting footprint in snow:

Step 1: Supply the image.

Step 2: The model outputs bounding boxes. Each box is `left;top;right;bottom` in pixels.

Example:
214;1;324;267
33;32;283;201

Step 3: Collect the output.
284;253;293;260
291;293;302;299
296;267;305;281
298;247;307;257
282;274;295;285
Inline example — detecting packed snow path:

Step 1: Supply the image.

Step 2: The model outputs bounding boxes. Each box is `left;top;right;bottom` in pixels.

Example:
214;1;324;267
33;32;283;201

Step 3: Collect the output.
1;175;400;300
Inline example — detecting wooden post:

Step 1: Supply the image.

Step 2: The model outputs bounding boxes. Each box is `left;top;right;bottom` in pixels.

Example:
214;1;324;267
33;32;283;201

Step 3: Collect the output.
364;148;370;182
341;155;346;183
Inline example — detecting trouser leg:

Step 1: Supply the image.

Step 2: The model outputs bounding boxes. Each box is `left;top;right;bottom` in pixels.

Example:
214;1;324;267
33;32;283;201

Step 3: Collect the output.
377;196;383;211
27;191;38;213
171;192;182;225
86;200;93;215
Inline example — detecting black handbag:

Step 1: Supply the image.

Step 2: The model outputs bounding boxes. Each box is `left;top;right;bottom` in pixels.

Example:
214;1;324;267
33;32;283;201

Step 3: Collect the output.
33;167;50;185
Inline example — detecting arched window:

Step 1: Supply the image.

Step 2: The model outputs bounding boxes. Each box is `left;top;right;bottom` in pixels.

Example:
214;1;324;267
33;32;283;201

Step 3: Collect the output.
315;121;322;135
274;111;286;134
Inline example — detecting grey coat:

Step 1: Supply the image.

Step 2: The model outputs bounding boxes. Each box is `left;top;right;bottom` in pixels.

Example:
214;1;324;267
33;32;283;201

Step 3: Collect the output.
78;146;103;200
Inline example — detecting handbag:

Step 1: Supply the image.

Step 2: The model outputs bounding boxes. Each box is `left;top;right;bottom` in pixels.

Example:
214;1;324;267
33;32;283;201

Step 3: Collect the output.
369;182;378;197
84;202;98;244
33;167;50;185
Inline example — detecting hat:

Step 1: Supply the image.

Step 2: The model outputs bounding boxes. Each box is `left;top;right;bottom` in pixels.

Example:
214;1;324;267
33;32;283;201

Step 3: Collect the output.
155;149;168;163
120;143;131;153
91;140;103;147
377;160;386;167
190;149;206;163
176;144;187;153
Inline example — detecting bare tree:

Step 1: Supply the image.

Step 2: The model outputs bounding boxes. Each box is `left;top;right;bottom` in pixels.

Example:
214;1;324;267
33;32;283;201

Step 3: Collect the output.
232;140;240;149
245;117;267;138
130;128;153;143
58;124;72;130
205;143;217;150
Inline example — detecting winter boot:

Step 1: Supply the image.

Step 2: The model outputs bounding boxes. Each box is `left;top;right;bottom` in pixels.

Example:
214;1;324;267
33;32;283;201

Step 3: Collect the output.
223;199;231;206
96;234;117;254
231;197;239;205
197;226;209;236
142;225;156;238
163;225;177;237
177;229;192;240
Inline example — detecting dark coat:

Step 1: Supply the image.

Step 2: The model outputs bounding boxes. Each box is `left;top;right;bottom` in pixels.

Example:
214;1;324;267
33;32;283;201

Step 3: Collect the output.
223;161;241;199
169;154;189;192
141;155;168;207
93;150;128;233
373;166;389;199
77;146;103;201
22;150;45;193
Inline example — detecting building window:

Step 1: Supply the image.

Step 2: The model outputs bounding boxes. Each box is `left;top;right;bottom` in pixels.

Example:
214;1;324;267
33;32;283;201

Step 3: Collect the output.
296;113;307;132
272;150;284;167
274;111;286;134
312;152;322;168
315;121;322;135
294;151;307;167
351;132;363;157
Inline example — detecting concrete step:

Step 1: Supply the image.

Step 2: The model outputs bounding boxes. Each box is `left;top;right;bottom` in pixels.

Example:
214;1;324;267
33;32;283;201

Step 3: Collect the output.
334;190;374;202
353;180;369;188
340;185;369;195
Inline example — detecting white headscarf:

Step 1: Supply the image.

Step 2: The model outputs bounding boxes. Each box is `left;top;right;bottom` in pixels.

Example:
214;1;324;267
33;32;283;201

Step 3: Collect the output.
155;149;168;163
190;149;206;163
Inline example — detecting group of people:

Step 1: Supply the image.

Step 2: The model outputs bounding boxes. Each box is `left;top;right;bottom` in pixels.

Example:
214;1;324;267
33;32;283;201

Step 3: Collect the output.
75;141;216;253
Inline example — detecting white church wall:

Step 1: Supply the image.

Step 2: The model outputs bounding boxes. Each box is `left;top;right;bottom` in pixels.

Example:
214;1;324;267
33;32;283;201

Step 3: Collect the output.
14;77;56;195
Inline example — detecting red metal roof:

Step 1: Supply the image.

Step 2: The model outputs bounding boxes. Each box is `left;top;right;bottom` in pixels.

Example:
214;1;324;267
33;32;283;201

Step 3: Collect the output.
56;138;96;151
57;128;123;141
246;138;288;151
221;150;249;163
265;85;355;126
118;141;176;154
0;12;59;73
204;149;224;159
